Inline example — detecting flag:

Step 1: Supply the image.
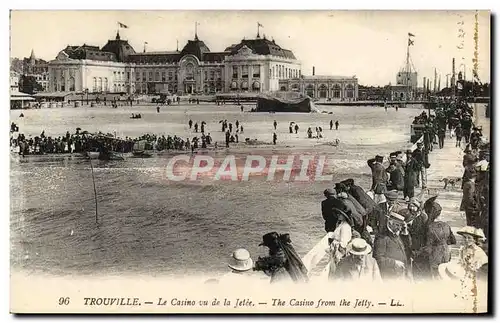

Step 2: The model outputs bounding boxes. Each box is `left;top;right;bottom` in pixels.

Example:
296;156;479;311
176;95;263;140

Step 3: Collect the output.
118;22;128;29
258;22;263;28
408;32;415;37
408;39;414;46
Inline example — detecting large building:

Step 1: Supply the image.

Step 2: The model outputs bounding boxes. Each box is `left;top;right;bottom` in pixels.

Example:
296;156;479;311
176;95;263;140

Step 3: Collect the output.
10;50;50;92
278;75;358;101
47;30;302;96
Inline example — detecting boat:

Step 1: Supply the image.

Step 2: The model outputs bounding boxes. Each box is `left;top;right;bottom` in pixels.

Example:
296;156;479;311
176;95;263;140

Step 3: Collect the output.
255;92;314;113
131;140;153;158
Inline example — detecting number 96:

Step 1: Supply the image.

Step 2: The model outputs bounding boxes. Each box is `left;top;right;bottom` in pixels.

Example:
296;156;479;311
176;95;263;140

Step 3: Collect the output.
58;297;70;305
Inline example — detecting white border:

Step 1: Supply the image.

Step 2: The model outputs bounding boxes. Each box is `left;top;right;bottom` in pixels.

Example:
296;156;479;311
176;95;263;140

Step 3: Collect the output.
2;1;498;322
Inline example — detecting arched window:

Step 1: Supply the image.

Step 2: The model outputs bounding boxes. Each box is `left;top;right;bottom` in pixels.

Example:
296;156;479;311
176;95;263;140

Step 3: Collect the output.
241;81;248;90
305;84;314;98
280;86;287;91
98;77;103;92
60;76;65;92
346;84;354;98
104;78;108;92
231;81;238;90
69;77;75;91
318;84;328;98
252;81;260;91
93;77;97;92
333;84;341;98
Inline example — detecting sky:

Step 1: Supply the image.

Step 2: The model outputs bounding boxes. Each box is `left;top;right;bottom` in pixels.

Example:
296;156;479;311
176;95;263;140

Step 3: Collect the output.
10;10;491;86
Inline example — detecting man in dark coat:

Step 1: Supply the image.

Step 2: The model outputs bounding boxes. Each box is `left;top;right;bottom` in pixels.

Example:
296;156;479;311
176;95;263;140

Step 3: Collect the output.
373;211;412;280
367;155;388;190
460;169;479;226
341;178;377;213
412;142;429;189
321;189;347;233
386;152;404;191
403;149;419;201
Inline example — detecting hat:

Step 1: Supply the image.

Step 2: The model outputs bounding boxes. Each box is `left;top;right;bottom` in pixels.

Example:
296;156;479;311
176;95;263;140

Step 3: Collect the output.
457;226;486;240
409;198;421;209
335;183;348;193
259;232;280;247
375;155;384;160
417;141;423;146
387;211;406;223
405;149;413;154
228;248;254;272
340;178;354;187
384;190;399;201
324;188;335;197
389;153;398;159
332;207;354;227
438;262;466;280
346;238;372;256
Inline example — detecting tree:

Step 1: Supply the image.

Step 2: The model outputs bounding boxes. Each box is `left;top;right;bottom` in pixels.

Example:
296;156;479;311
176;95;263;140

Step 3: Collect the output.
19;75;43;94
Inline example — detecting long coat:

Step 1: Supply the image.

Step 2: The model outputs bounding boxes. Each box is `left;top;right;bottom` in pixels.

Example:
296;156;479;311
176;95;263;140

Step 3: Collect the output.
349;184;377;212
321;197;348;232
367;159;388;190
460;180;477;212
404;157;419;188
373;229;411;280
387;163;405;191
424;221;456;275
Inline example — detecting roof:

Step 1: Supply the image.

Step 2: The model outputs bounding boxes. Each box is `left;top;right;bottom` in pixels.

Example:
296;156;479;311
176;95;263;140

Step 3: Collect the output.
225;37;296;59
32;92;73;98
101;32;137;62
302;75;357;80
180;38;211;61
127;52;181;64
10;90;34;100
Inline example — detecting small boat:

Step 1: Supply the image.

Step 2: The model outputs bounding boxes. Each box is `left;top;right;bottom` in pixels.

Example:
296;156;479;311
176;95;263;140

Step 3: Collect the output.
131;140;153;158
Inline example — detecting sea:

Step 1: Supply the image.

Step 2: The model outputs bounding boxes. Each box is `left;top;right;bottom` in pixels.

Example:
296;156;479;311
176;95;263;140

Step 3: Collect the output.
10;103;426;277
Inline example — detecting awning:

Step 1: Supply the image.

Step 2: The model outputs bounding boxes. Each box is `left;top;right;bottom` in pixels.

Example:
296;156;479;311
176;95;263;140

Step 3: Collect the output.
11;96;35;101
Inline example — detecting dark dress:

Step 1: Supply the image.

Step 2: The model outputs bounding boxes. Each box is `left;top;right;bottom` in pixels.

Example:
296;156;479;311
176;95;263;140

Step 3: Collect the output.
425;221;456;278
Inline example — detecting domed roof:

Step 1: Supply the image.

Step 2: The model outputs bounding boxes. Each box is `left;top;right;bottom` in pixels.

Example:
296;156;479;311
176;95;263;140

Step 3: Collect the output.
101;32;136;62
225;37;296;59
180;36;211;61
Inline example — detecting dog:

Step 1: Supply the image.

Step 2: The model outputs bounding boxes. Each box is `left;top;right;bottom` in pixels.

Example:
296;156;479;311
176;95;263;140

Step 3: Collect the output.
440;177;462;190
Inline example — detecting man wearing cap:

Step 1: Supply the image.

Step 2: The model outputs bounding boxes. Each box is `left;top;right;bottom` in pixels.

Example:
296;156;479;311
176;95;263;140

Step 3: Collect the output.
403;149;419;201
373;211;412;280
367;155;388;191
333;238;382;283
412;142;429;189
386;152;404;192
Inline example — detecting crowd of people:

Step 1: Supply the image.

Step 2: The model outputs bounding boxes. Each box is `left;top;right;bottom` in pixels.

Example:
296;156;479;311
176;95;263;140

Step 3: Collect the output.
213;101;489;288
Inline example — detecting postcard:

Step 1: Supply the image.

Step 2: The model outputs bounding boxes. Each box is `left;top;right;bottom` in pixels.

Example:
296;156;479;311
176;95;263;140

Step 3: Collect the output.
9;9;490;314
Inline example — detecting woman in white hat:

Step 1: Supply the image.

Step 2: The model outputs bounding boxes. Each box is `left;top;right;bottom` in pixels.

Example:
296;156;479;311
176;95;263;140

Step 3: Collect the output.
218;248;268;285
333;238;382;283
457;226;488;273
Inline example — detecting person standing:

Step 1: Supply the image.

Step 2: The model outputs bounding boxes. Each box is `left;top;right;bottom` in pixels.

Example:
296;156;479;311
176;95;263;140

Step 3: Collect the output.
386;152;404;191
333;238;382;284
294;124;299;134
330;120;334;130
403;149;418;201
412;142;428;189
335;120;339;130
272;132;277;145
367;155;388;191
455;125;463;148
437;126;446;149
373;212;412;281
460;169;478;226
273;120;277;130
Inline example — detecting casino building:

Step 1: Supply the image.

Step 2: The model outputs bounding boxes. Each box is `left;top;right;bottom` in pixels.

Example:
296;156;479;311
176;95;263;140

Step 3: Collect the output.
47;30;302;96
47;29;358;100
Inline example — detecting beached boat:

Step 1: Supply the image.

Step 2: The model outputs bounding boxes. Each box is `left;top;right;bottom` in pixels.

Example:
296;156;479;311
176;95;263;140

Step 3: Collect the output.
131;140;153;158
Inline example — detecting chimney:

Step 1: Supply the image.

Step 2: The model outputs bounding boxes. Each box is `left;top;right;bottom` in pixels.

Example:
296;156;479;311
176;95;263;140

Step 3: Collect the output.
312;66;315;76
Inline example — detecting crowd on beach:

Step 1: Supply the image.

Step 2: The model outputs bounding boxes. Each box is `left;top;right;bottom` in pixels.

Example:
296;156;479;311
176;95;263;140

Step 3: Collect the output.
217;98;489;287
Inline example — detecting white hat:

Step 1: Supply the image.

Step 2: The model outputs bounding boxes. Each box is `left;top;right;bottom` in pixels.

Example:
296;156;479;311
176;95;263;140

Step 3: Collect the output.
457;226;486;240
438;262;466;280
228;248;253;272
346;238;372;256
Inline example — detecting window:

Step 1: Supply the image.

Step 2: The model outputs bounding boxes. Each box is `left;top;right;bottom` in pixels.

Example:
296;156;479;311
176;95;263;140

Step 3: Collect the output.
155;71;160;82
92;77;97;92
127;72;130;80
252;81;260;91
162;71;166;82
168;71;173;81
285;67;288;79
242;65;248;78
148;72;153;82
113;71;117;80
98;77;103;92
142;71;146;81
333;84;341;98
104;78;108;92
69;77;75;91
204;71;208;79
232;66;238;79
210;71;215;80
136;72;140;81
253;65;260;78
346;84;354;98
